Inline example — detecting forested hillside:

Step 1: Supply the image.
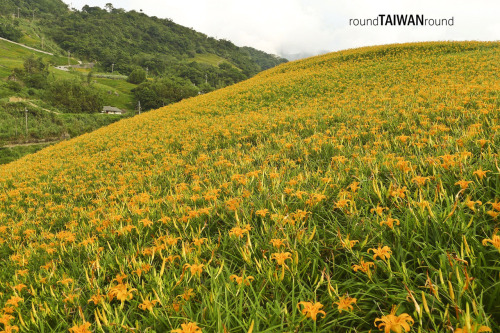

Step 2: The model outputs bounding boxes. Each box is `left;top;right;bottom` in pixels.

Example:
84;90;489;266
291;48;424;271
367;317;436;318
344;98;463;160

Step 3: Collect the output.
44;4;287;78
0;0;68;17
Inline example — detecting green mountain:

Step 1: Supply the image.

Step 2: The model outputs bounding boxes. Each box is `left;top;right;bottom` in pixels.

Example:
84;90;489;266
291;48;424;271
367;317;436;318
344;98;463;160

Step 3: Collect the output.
42;3;287;80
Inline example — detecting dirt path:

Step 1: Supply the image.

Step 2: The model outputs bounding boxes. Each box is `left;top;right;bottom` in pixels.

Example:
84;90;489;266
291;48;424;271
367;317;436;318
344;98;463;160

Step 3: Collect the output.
9;97;61;114
27;101;61;114
2;140;60;148
0;36;54;55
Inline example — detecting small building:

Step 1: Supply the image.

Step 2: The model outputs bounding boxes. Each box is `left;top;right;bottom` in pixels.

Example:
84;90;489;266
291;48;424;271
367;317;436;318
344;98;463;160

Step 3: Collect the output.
102;106;124;114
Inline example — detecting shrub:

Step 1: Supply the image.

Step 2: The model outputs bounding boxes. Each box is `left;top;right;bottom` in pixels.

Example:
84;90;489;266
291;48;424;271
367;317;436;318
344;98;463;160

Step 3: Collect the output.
127;68;147;84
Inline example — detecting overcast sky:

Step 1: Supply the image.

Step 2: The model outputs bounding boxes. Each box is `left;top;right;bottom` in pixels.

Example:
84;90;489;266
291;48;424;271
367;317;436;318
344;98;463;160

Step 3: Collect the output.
62;0;499;59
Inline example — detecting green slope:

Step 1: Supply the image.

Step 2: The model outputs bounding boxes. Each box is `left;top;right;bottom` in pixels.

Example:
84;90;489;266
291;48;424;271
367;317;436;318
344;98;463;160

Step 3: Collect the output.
0;38;134;163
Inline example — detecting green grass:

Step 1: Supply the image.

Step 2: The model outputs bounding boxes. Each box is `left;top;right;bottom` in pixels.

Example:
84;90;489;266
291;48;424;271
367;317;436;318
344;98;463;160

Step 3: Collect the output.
0;39;74;76
0;102;125;163
191;53;237;69
93;78;136;110
7;17;66;55
0;39;136;112
0;143;53;165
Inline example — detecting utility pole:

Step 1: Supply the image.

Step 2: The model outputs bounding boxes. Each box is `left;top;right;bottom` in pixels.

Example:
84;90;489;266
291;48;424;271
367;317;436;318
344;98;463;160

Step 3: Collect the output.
24;108;28;139
146;67;148;78
41;37;44;49
137;101;141;115
68;51;70;66
111;63;115;73
32;10;35;22
17;7;20;18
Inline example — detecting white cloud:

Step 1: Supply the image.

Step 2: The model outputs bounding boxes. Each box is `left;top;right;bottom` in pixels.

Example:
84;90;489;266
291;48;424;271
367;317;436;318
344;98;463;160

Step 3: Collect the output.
63;0;500;58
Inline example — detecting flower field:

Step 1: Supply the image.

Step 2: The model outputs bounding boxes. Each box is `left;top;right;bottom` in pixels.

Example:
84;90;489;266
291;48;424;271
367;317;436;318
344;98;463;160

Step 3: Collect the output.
0;41;499;332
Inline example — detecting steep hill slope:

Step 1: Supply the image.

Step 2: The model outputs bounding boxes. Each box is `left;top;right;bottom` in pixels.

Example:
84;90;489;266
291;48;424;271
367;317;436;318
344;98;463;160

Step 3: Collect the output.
0;42;499;332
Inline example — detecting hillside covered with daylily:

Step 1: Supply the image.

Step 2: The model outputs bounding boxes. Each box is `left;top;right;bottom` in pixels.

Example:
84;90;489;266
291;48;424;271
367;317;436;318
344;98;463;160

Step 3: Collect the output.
0;41;499;332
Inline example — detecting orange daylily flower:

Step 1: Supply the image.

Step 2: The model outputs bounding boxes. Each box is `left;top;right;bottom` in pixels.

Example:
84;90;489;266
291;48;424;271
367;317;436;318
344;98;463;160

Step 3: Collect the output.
229;274;254;286
5;296;23;308
138;299;159;311
184;263;204;277
108;283;137;303
338;230;359;250
352;258;375;275
369;245;392;260
465;200;482;211
269;238;286;248
68;321;92;333
455;180;472;190
334;295;357;313
255;209;269;217
473;168;490;180
374;306;414;333
482;233;500;251
380;217;400;229
171;322;202;333
297;301;326;321
271;252;292;266
229;227;249;239
178;288;195;301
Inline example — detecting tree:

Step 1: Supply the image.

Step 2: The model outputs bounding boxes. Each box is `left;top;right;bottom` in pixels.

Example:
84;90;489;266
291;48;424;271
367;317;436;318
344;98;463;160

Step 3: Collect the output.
0;22;23;42
87;71;93;84
47;79;104;113
132;77;199;111
127;68;147;84
12;55;49;89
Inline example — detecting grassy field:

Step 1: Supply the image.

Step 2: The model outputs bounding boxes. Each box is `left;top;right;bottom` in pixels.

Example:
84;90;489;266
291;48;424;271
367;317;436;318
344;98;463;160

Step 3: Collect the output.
0;16;65;55
0;103;123;154
0;38;71;78
0;38;135;163
0;41;499;333
0;143;54;165
92;78;136;111
191;53;237;68
0;38;135;107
